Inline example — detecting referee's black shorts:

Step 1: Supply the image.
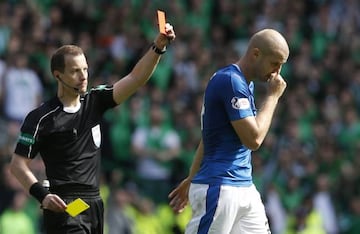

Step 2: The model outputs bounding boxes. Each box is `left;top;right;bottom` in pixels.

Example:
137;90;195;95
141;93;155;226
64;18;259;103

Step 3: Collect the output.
43;184;104;234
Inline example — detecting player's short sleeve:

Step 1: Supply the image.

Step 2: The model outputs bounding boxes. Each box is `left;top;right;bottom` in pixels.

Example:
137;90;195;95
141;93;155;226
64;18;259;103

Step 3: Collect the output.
221;73;255;121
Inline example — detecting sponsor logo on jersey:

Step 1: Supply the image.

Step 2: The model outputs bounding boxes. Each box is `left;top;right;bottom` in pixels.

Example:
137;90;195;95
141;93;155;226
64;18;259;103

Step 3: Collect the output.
18;133;35;145
231;97;250;110
93;84;107;91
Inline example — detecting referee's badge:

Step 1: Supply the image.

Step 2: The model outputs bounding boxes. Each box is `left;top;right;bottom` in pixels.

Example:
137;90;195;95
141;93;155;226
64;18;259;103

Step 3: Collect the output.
91;124;101;148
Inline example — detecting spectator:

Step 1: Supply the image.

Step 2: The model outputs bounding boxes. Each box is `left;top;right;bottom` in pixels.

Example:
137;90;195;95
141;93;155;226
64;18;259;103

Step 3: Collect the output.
131;103;181;204
0;1;359;233
106;188;134;234
313;173;339;234
1;52;43;123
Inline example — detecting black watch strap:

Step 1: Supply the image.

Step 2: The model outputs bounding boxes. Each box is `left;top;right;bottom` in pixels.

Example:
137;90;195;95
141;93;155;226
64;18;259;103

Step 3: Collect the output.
151;43;166;54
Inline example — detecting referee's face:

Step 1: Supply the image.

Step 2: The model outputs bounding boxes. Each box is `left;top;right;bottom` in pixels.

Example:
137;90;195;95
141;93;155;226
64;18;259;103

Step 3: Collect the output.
62;54;89;94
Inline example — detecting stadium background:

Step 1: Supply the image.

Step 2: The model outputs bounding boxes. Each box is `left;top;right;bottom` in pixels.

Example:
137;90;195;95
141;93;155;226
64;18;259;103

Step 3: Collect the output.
0;0;359;233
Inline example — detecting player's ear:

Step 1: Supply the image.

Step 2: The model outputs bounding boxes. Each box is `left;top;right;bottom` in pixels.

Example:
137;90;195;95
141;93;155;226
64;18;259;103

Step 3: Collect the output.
253;48;260;58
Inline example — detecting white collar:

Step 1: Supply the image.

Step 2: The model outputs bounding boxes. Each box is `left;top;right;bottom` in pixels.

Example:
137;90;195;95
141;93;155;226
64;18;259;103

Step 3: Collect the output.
63;102;81;113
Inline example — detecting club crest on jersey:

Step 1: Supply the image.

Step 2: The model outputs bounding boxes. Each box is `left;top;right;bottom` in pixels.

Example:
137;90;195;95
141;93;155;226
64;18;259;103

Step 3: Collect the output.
91;124;101;148
231;97;250;110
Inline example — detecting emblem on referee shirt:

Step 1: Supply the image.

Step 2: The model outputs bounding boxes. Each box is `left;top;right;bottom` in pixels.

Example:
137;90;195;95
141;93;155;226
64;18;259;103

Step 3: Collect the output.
231;97;250;110
91;124;101;148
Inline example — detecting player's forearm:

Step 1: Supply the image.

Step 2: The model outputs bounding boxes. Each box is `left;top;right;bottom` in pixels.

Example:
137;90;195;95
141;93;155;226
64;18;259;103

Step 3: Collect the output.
255;95;279;145
187;139;204;180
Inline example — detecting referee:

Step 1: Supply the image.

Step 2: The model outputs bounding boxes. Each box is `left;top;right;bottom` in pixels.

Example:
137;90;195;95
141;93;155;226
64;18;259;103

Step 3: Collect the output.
9;23;175;233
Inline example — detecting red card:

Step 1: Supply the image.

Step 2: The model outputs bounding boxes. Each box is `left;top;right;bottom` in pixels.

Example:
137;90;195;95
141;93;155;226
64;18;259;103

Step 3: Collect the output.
157;10;166;34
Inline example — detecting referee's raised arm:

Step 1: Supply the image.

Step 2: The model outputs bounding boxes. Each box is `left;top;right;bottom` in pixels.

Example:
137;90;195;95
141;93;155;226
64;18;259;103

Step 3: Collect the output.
112;23;175;105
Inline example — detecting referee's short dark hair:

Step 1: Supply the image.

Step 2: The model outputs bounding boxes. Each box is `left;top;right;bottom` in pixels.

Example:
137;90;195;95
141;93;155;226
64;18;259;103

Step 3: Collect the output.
50;45;84;74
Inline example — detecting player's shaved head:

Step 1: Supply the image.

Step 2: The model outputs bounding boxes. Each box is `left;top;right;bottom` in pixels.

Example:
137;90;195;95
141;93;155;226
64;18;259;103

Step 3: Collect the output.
248;29;289;59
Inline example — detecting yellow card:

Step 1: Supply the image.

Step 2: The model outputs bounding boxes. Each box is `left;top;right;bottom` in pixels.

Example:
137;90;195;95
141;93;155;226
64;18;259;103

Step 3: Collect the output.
157;10;166;34
65;198;90;217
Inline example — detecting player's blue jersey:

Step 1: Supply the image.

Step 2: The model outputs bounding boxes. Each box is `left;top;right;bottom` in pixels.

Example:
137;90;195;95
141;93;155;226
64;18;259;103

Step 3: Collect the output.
192;64;257;186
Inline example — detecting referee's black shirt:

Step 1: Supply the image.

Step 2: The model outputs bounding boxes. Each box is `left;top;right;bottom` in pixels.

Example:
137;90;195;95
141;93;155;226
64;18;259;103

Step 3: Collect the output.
14;85;117;190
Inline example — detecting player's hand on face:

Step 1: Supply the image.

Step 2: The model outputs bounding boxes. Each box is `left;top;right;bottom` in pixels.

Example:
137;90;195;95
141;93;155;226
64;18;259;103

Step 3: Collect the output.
168;178;190;214
154;23;176;48
42;194;67;212
267;74;287;98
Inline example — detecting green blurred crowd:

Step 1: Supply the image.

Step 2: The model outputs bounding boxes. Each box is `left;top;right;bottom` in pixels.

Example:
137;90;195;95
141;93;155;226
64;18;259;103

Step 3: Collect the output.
0;0;360;233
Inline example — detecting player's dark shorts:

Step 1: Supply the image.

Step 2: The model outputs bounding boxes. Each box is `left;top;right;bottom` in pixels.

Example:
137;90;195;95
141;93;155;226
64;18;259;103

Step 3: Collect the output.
43;184;104;234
